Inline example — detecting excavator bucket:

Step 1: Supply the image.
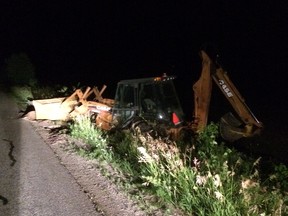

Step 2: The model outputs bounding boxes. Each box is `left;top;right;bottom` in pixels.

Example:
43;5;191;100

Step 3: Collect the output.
219;112;248;142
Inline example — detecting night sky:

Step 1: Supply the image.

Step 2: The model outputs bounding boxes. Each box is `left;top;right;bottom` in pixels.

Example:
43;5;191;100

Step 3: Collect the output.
1;1;288;115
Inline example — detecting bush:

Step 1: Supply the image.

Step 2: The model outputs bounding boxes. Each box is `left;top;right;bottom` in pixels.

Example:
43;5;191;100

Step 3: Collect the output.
4;53;36;86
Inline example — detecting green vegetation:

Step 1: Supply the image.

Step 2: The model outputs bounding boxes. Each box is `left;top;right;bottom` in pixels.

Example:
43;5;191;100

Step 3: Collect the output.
69;114;113;162
5;55;287;214
69;115;288;215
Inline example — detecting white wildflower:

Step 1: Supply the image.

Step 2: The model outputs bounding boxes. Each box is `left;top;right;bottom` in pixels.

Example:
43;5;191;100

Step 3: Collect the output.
252;169;259;178
207;171;212;178
137;147;154;163
211;140;217;145
227;171;235;177
214;191;224;202
193;157;200;167
213;174;222;188
241;179;259;190
142;181;150;186
196;175;207;186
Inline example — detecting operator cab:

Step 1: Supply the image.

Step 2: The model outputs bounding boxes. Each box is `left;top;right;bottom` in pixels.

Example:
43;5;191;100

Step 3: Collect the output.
112;74;184;128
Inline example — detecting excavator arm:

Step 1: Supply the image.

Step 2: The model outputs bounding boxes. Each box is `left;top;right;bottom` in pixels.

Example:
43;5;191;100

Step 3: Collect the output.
212;65;263;141
193;50;263;141
192;51;213;132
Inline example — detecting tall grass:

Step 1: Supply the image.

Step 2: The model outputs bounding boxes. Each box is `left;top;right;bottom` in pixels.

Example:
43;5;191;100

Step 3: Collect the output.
69;114;113;162
69;115;288;215
137;124;287;215
136;126;241;215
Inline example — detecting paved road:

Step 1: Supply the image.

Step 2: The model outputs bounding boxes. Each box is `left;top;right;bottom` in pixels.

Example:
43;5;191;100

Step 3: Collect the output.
0;92;101;216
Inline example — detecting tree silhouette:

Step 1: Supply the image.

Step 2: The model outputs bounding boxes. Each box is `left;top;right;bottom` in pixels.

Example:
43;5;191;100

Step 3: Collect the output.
5;53;36;86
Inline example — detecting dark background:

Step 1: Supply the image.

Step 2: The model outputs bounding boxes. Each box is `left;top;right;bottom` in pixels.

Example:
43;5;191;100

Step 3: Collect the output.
1;1;288;161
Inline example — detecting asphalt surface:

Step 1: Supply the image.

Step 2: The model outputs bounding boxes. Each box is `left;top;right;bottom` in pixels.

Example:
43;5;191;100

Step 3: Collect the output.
0;92;101;216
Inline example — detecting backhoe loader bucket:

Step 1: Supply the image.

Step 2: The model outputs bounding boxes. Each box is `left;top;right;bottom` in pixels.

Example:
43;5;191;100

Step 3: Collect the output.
219;112;249;142
32;97;77;121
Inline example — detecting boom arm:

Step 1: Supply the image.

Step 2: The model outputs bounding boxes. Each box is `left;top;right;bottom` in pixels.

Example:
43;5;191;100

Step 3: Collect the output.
193;50;263;141
192;50;213;131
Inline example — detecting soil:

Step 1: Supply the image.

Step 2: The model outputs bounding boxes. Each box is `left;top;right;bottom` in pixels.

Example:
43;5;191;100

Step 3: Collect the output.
28;118;182;216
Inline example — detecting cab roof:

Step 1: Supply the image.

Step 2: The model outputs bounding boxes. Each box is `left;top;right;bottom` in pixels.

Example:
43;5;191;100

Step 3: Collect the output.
118;74;176;85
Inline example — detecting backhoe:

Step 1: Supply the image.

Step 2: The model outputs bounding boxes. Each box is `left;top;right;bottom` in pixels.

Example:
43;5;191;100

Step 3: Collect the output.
95;50;263;142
